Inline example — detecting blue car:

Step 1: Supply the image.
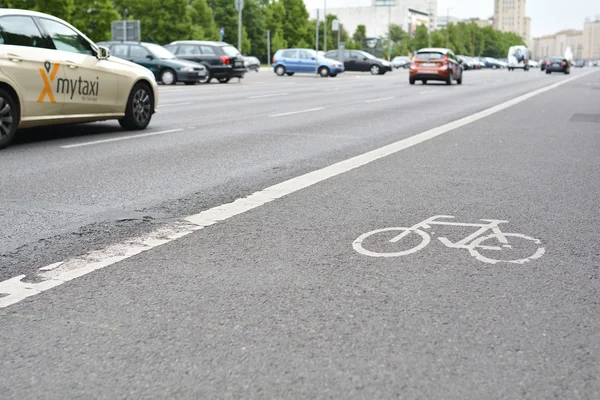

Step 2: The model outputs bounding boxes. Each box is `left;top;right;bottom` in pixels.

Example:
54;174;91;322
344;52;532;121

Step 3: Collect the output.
272;48;344;77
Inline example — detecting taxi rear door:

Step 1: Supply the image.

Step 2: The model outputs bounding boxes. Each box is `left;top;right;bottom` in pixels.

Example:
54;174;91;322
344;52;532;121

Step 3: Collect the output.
0;15;65;119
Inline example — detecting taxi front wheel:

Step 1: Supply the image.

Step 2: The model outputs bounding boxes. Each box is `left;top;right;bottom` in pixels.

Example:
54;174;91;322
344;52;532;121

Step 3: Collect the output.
119;82;154;130
0;89;18;149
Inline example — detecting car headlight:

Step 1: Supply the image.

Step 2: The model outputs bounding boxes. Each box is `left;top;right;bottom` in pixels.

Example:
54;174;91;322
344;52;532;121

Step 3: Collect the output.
180;67;194;72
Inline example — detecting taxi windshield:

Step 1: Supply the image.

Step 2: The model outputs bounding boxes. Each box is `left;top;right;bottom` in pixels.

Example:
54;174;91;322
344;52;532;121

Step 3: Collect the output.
145;43;176;59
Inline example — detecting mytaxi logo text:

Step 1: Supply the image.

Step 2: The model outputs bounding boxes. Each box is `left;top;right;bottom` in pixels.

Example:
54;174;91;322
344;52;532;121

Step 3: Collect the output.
38;61;100;103
37;61;60;103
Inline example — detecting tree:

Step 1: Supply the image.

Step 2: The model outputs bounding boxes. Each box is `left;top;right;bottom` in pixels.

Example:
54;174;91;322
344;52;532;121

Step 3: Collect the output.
352;24;366;42
388;24;405;44
242;0;266;56
71;0;120;42
189;0;219;40
265;0;287;55
128;0;193;44
208;0;238;46
410;24;429;51
281;0;311;47
35;0;76;21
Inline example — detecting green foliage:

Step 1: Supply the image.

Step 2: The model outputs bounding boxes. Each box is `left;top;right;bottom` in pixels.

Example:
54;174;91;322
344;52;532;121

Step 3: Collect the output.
207;0;237;45
281;0;311;47
189;0;219;40
352;24;366;42
35;0;76;21
242;0;266;55
71;0;120;42
411;24;429;51
388;24;405;44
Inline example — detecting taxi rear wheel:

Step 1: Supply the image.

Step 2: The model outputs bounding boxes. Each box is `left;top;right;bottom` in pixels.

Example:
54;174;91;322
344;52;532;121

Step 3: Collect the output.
119;82;153;130
0;90;18;149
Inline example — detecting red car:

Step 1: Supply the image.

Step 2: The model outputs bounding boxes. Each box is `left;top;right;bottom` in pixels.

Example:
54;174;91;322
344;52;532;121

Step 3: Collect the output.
410;48;463;85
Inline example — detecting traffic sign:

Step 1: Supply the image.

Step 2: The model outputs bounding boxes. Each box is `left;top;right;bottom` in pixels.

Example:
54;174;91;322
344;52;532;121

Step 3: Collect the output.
220;27;225;40
235;0;244;11
332;19;340;32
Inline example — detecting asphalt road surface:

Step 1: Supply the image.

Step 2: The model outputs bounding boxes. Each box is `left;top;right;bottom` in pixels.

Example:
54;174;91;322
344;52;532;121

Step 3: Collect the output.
1;68;599;398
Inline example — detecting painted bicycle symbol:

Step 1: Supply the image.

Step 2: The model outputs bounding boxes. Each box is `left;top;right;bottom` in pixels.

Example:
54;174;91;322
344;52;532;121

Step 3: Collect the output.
353;215;545;264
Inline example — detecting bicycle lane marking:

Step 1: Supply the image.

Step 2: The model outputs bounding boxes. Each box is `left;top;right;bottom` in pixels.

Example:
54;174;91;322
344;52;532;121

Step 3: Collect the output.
0;71;592;309
352;215;546;264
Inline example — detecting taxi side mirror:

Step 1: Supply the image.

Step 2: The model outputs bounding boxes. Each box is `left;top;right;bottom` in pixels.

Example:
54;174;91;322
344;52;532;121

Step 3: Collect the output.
97;46;110;60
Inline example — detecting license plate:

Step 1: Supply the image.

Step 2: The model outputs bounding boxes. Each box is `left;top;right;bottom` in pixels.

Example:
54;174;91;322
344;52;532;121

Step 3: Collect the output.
422;63;435;67
234;62;242;67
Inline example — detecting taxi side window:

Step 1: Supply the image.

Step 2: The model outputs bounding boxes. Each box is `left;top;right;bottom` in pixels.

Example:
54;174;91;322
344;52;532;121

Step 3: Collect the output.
38;18;94;56
0;16;51;49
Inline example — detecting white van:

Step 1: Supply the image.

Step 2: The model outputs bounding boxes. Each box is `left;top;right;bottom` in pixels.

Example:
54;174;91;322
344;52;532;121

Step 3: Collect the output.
507;45;529;71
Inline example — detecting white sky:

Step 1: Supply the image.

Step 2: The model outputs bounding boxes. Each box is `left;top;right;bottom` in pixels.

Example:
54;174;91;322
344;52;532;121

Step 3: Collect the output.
303;0;600;37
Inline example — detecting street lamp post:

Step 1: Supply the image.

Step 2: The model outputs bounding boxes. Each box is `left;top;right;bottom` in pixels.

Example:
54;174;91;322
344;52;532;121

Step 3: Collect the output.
445;8;451;48
388;0;392;61
324;0;327;52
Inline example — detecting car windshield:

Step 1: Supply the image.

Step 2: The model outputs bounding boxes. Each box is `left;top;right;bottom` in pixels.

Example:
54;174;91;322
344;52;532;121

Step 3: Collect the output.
222;45;241;57
550;57;563;62
144;43;176;59
416;52;444;60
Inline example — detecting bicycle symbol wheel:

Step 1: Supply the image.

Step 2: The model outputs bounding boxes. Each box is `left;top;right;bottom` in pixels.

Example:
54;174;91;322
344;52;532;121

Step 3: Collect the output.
353;227;430;258
469;233;545;264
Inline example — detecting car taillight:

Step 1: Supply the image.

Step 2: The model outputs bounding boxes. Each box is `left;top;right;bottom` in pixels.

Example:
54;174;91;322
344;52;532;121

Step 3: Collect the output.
562;61;567;66
443;55;449;64
220;55;230;65
272;57;276;63
546;61;551;65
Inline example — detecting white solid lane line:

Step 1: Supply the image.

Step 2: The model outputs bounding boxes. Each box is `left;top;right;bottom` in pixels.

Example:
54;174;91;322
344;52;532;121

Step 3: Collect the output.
420;90;438;94
269;107;325;118
0;71;593;309
61;129;184;149
365;96;395;103
248;92;289;99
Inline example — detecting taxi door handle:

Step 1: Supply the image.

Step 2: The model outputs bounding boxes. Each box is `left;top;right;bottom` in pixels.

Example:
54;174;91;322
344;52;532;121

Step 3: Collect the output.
7;54;22;63
65;61;79;69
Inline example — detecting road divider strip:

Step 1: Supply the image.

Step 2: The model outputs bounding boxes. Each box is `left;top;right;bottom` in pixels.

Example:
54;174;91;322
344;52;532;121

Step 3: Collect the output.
0;71;594;309
60;129;184;149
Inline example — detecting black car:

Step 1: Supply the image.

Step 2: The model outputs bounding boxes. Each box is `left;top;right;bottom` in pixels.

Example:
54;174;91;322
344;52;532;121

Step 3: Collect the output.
324;50;392;75
165;41;247;83
545;57;570;74
97;41;207;85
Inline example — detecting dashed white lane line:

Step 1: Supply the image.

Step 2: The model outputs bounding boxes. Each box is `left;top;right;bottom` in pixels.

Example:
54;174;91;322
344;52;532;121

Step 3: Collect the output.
365;96;395;103
60;129;184;149
0;71;593;309
159;102;193;107
269;107;325;118
420;90;437;94
248;92;289;99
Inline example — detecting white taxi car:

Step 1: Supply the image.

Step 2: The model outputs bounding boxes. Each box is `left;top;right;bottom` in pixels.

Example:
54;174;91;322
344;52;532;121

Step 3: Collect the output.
0;9;159;149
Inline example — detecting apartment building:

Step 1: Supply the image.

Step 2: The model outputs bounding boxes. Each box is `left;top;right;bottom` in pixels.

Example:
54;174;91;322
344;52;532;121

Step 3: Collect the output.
583;17;600;59
493;0;531;45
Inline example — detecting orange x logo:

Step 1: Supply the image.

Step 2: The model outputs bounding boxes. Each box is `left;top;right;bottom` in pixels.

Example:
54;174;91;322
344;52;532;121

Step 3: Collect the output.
37;63;60;103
